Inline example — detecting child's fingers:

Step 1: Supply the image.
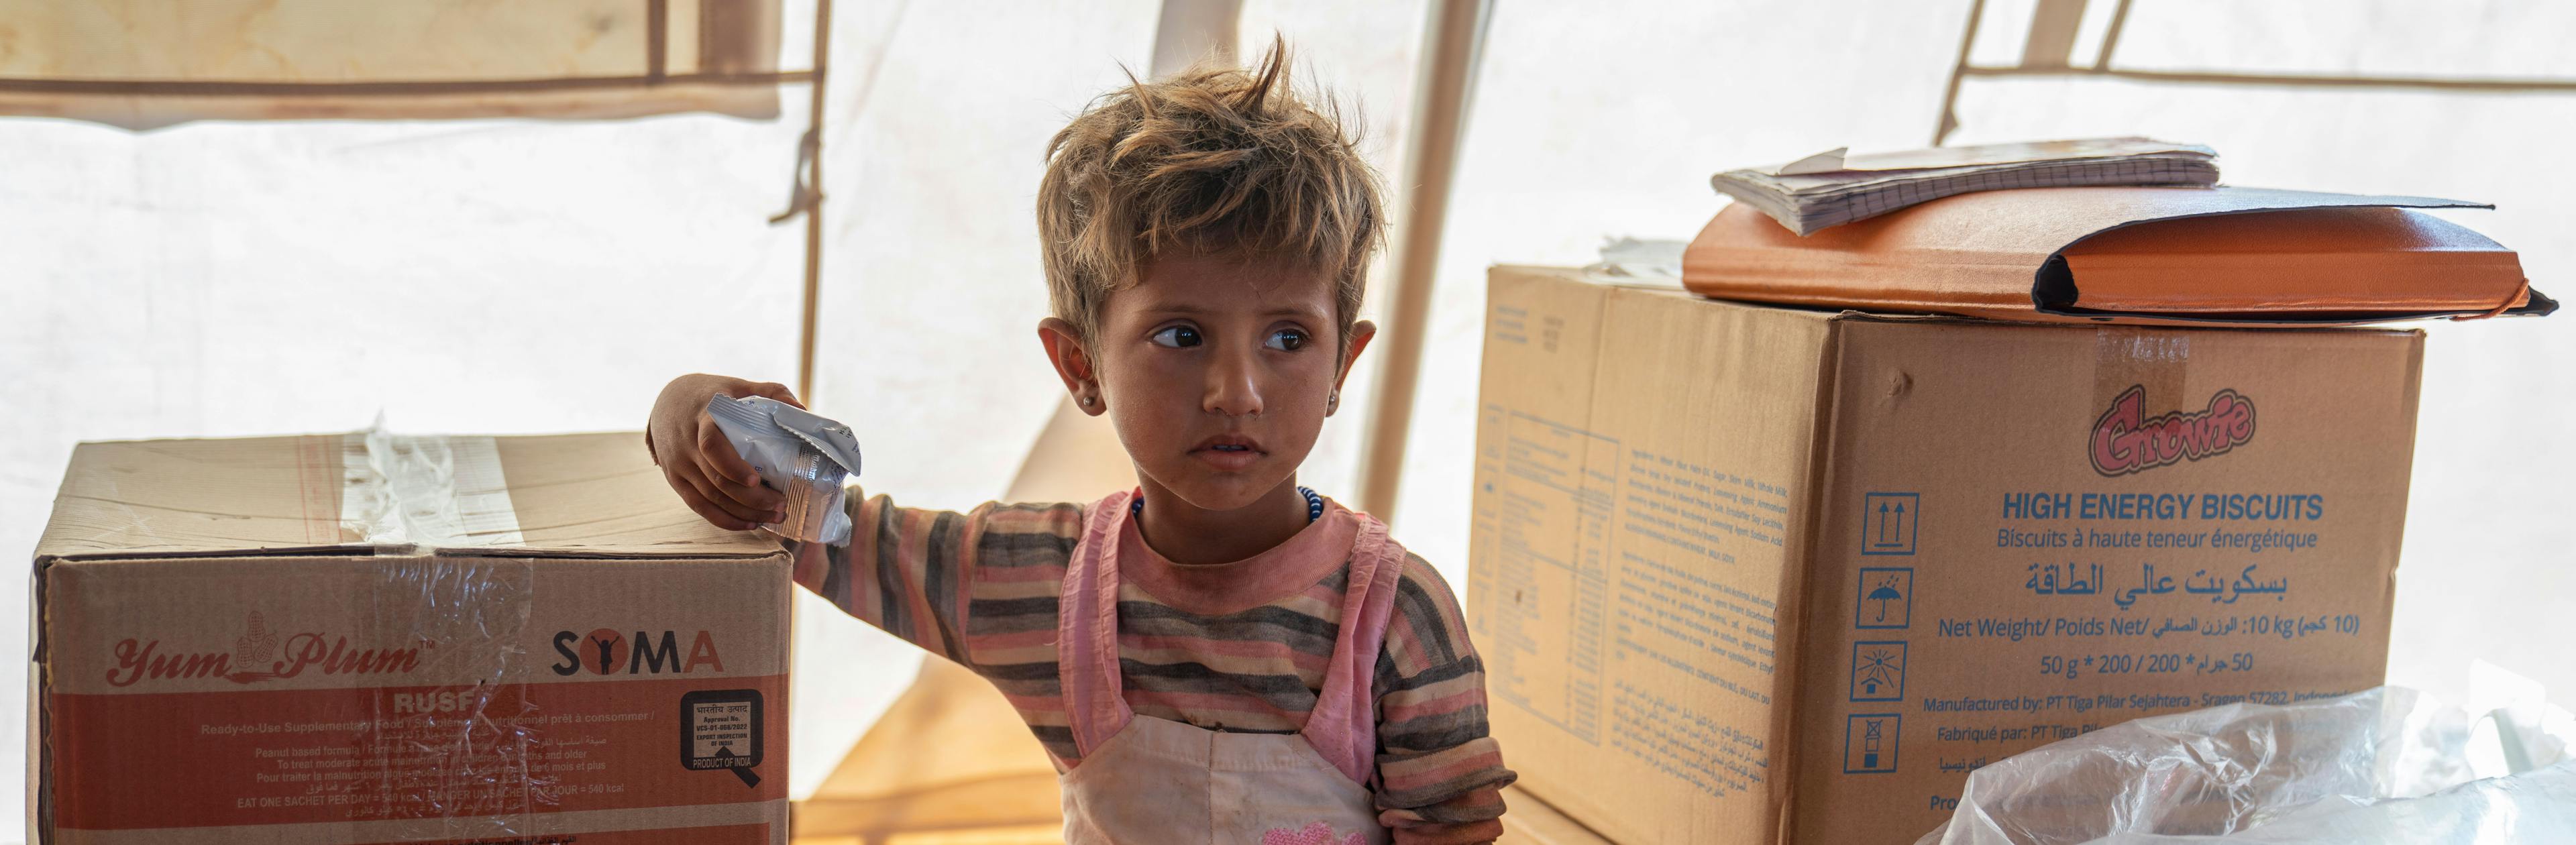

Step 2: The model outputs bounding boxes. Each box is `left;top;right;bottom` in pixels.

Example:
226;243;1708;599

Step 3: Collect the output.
679;465;777;526
666;468;759;531
702;467;784;514
692;418;764;486
706;469;783;515
681;437;782;518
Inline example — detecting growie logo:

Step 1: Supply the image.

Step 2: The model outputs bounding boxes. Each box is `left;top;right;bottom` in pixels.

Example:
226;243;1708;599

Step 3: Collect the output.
2090;386;2258;476
105;611;426;687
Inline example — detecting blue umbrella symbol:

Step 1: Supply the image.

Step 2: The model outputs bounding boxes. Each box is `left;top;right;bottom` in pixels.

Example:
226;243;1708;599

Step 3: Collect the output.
1868;577;1904;622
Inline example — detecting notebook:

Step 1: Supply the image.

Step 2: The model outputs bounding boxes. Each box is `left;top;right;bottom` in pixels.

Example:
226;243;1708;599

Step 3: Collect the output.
1711;137;2219;235
1680;185;2551;326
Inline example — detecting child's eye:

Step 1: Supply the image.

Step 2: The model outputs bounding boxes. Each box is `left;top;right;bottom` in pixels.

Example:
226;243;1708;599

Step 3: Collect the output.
1265;329;1307;351
1150;325;1202;348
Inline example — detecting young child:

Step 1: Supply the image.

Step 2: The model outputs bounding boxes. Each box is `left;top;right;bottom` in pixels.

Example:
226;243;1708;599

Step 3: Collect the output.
645;44;1513;844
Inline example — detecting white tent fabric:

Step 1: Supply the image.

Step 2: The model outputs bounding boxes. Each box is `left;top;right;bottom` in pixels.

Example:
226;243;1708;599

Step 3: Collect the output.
4;1;2572;841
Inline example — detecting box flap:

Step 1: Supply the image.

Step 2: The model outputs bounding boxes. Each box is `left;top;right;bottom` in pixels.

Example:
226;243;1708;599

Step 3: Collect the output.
34;431;781;563
1682;186;2555;325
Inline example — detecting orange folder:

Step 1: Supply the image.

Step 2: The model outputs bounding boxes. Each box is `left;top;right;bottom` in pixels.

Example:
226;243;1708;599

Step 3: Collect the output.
1682;186;2553;325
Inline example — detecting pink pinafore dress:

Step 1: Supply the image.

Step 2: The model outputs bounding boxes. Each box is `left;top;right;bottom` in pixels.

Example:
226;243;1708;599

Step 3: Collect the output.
1054;490;1407;845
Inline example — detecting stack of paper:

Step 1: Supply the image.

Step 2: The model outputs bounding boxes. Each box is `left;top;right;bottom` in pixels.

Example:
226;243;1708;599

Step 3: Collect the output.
1711;137;2218;235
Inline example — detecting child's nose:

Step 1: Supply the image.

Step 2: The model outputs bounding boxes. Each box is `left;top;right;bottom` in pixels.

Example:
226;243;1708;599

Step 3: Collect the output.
1203;346;1265;417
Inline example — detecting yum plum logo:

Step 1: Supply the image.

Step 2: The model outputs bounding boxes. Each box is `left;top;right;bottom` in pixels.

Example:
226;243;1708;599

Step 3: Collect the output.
106;611;426;687
2090;385;2257;477
550;628;727;677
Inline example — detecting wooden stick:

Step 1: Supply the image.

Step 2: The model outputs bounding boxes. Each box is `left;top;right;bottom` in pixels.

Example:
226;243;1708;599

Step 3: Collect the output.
0;71;817;97
796;0;834;402
2093;0;2135;70
1150;0;1244;77
1931;0;1989;146
1962;64;2576;93
1355;0;1490;520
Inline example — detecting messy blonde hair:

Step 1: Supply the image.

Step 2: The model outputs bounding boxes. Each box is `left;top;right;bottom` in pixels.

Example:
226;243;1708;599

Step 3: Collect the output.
1037;40;1384;360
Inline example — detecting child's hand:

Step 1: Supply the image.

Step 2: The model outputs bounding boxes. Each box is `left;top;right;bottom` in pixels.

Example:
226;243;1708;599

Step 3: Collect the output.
647;374;806;531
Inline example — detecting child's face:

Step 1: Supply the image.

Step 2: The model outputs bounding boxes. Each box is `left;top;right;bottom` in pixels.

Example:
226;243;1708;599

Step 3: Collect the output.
1051;251;1368;512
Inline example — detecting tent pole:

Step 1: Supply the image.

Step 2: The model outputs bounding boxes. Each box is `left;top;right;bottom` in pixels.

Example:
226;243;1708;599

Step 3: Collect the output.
2093;0;2135;69
1931;0;1986;146
1150;0;1244;77
797;0;835;402
1354;0;1491;521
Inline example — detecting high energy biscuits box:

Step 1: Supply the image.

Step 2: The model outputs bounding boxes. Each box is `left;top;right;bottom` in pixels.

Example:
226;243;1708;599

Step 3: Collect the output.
30;432;790;844
1468;266;2420;844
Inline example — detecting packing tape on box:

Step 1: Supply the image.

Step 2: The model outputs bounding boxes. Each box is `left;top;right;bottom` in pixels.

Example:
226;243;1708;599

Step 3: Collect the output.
2092;327;2192;414
2081;327;2184;409
338;427;525;547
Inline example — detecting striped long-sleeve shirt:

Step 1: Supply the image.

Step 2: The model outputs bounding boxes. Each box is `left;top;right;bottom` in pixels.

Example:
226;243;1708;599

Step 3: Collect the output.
787;490;1515;843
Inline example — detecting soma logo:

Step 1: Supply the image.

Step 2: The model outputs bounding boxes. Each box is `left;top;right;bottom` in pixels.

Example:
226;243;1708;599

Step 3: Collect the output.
551;628;727;677
2090;385;2257;477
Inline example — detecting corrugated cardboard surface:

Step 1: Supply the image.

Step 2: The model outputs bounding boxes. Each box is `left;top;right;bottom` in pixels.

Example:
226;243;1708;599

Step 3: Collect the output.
1497;785;1614;845
32;432;791;844
1470;266;2418;844
36;433;780;560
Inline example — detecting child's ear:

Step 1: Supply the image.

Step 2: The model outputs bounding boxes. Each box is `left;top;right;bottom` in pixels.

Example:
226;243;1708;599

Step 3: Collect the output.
1333;319;1377;400
1038;317;1107;416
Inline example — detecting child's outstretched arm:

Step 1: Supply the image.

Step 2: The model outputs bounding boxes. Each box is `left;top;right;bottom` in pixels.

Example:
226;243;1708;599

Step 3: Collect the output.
1375;556;1518;844
646;373;1079;667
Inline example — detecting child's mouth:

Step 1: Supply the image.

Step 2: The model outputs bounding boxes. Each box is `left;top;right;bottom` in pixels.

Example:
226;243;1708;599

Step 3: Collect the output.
1190;435;1266;471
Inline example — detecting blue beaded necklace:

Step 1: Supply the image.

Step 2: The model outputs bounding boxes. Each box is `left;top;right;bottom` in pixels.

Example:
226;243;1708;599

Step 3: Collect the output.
1132;486;1324;524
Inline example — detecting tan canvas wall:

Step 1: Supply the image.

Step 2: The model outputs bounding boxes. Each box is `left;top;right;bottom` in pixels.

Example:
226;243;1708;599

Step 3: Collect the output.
0;0;782;128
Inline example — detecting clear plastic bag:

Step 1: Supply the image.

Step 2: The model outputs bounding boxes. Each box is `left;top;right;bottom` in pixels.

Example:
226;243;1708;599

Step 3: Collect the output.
704;394;861;544
1917;687;2576;845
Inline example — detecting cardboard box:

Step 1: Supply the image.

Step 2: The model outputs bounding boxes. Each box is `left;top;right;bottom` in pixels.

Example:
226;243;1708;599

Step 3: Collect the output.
30;432;791;844
1468;266;2421;844
1497;785;1614;845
